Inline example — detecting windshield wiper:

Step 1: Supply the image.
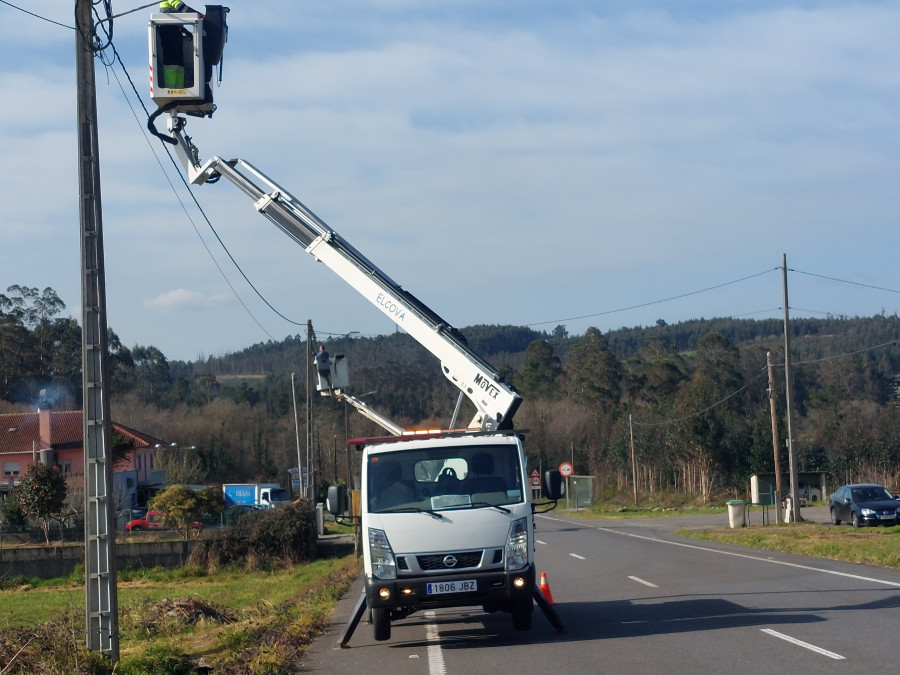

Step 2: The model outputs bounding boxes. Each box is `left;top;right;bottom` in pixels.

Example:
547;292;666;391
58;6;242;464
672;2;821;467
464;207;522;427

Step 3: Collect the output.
469;501;511;514
380;506;445;520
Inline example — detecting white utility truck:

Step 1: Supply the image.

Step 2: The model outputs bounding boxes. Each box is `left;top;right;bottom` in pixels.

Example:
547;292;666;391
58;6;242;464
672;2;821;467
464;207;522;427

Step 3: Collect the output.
334;430;560;641
147;6;564;645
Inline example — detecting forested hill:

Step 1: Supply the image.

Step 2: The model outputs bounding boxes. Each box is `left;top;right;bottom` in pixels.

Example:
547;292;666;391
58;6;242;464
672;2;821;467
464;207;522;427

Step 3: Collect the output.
4;291;900;494
193;314;900;378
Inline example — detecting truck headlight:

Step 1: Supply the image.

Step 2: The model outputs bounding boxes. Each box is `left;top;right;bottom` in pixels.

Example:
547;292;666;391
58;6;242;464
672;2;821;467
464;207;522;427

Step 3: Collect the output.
505;518;529;571
368;528;397;580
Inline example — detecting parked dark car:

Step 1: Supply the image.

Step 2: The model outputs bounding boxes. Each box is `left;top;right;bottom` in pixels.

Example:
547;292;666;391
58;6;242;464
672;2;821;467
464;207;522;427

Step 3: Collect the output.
829;484;900;527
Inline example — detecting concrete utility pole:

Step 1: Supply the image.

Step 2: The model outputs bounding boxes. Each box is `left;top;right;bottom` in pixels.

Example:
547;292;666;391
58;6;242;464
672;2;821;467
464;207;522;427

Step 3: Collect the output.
766;352;784;524
306;320;316;501
75;0;119;660
782;254;802;523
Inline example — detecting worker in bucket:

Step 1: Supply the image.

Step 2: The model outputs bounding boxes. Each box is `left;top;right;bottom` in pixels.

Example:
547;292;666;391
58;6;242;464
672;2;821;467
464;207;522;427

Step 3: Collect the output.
314;345;333;389
157;1;202;89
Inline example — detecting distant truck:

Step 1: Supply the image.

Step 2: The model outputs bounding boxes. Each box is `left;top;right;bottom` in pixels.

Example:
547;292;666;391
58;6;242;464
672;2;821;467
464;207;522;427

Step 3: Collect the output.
223;483;291;510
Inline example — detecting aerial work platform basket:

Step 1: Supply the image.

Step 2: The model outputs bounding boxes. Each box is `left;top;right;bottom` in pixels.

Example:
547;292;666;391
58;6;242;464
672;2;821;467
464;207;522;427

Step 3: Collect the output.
148;6;228;117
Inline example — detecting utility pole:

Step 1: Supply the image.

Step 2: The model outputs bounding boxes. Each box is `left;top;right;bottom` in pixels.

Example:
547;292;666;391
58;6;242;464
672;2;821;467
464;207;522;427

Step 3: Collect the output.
76;0;118;660
766;351;783;524
629;414;638;506
291;372;302;496
306;320;316;501
782;254;802;523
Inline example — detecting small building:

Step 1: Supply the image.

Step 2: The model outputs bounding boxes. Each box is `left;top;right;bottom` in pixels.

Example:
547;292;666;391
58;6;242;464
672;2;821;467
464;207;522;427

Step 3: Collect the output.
0;406;166;512
750;472;828;506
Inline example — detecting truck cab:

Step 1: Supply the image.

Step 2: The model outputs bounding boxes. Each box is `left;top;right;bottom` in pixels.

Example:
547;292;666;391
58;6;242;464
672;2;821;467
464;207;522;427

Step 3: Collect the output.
353;432;541;641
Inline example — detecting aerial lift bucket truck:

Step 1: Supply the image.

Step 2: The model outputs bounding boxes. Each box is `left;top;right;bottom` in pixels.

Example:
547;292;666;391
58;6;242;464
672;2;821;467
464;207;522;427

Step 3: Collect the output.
147;8;565;645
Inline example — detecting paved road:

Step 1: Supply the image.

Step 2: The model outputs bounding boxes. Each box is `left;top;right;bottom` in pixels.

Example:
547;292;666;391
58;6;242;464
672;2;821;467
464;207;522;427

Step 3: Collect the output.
298;508;899;674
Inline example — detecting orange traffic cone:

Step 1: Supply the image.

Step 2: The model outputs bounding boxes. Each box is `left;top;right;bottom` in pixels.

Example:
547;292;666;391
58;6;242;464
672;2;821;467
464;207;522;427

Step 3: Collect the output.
539;572;555;605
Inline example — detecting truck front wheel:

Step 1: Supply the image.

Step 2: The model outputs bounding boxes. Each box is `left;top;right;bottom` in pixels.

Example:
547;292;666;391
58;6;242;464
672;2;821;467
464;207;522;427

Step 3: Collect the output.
372;607;391;641
511;600;532;631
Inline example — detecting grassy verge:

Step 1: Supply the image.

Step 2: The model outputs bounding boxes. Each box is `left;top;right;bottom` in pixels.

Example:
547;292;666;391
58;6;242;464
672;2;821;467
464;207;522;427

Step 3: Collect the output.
679;522;900;569
0;556;361;674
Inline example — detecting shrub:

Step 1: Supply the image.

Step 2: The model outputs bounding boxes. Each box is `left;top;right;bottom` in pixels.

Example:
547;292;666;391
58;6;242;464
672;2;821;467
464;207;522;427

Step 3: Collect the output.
189;501;317;571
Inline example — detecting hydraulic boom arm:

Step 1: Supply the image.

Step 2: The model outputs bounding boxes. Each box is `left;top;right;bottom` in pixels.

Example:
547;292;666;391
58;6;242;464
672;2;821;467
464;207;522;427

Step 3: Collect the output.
165;116;521;431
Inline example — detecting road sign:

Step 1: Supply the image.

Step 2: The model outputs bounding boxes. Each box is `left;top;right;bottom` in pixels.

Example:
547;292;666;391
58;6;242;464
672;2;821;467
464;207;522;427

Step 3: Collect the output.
559;461;574;477
530;469;540;487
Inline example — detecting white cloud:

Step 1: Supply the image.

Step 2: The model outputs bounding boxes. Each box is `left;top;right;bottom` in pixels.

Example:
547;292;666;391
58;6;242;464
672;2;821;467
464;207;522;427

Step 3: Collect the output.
2;1;899;360
143;289;232;312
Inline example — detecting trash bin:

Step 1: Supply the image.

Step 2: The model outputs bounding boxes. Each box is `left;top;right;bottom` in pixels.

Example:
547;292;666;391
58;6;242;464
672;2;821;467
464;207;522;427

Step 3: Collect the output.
727;499;747;528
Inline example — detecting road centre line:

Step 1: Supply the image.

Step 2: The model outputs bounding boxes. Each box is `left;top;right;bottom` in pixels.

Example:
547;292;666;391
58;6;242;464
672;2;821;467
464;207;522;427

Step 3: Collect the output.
569;553;586;560
537;515;900;588
536;539;546;545
424;610;446;675
628;575;659;588
761;629;845;660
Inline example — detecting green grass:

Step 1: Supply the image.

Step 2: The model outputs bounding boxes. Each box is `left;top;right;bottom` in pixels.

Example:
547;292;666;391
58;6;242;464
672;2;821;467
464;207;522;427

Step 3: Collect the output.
0;556;361;674
680;522;900;569
0;559;356;629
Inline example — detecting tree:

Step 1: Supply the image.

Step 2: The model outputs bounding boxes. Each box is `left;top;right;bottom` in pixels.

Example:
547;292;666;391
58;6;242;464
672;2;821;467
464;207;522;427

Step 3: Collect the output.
566;328;623;407
514;340;562;400
197;486;227;523
149;485;204;539
156;443;207;485
18;461;68;544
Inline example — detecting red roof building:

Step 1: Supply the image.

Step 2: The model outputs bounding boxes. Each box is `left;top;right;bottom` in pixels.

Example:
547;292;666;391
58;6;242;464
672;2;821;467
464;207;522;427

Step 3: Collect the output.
0;407;165;495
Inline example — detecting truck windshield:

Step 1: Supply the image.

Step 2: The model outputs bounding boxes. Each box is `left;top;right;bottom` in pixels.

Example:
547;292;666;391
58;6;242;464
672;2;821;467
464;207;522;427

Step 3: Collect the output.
367;444;523;513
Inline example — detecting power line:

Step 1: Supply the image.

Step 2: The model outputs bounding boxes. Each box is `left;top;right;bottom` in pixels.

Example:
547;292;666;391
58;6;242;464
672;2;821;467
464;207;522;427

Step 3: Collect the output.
631;368;768;428
0;0;73;29
525;267;780;329
95;21;307;332
791;268;900;295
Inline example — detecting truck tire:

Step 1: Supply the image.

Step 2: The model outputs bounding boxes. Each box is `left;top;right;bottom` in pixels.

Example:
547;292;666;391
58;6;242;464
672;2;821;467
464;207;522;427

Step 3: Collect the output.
372;608;391;641
511;600;532;631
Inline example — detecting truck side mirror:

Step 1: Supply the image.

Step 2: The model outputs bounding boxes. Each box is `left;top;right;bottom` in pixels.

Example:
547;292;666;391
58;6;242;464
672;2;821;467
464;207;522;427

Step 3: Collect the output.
542;470;564;501
327;485;347;516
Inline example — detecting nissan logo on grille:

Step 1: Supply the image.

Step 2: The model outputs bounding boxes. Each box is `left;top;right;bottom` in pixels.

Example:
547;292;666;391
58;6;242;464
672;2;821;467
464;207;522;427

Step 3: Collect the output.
442;555;458;568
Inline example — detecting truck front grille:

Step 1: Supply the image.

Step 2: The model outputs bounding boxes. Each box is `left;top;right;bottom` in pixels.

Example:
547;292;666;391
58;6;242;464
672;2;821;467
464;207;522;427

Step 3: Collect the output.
417;550;484;571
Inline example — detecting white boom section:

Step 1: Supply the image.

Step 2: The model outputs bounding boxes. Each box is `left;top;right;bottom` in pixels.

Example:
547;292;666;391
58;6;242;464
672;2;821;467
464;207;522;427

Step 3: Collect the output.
336;392;405;436
166;116;521;431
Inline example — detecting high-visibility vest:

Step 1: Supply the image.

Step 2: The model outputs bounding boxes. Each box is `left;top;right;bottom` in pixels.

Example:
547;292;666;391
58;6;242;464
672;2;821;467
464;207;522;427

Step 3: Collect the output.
160;0;185;10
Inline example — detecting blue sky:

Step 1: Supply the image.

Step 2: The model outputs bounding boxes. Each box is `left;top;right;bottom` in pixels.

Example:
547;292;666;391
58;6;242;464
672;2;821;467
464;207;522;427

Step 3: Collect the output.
1;1;899;361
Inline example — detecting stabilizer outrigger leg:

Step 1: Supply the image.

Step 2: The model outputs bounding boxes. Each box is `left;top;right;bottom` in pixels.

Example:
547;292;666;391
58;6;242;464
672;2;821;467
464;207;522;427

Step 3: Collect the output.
533;587;565;632
338;593;368;648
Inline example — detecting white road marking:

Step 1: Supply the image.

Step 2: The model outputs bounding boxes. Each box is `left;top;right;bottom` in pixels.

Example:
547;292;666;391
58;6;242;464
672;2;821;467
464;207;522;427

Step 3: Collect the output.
569;553;586;560
761;629;846;660
628;575;658;588
536;539;546;545
424;610;446;675
537;514;900;588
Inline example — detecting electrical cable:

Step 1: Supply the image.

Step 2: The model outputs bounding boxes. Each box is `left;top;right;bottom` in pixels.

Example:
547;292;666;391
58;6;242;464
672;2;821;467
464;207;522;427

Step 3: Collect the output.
524;267;780;328
791;268;900;295
96;19;308;330
631;368;768;428
100;50;277;342
0;0;73;29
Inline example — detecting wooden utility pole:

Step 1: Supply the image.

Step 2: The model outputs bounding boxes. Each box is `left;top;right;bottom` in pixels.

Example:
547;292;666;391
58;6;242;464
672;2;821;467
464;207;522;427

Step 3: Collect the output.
629;414;638;506
76;0;118;660
766;352;783;524
782;254;802;523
